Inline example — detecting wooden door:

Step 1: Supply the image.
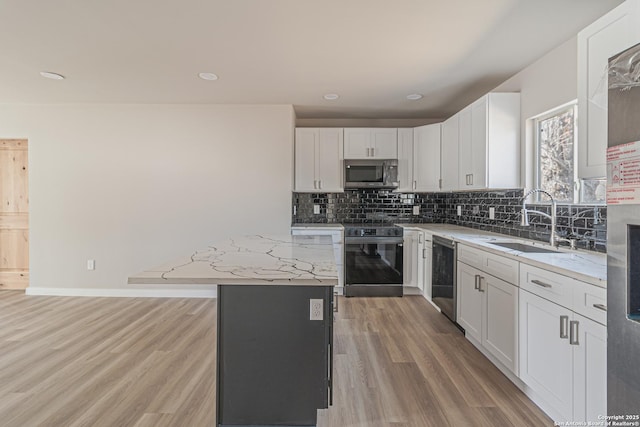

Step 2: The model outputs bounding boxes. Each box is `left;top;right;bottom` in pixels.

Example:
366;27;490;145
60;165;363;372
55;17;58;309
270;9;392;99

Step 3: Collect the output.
0;139;29;289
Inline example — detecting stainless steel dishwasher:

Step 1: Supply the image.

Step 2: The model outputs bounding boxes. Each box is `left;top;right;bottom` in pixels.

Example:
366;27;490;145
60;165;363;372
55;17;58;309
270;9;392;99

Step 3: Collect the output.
431;236;457;323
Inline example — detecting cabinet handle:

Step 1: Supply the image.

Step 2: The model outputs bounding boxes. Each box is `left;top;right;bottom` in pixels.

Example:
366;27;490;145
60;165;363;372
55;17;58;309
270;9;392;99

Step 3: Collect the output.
371;147;375;157
422;248;427;259
569;320;579;345
333;291;339;313
593;303;607;312
474;274;480;290
560;315;569;339
313;180;317;189
439;178;442;189
418;234;423;244
469;174;473;185
478;276;485;293
413;180;416;190
318;180;322;189
531;279;552;288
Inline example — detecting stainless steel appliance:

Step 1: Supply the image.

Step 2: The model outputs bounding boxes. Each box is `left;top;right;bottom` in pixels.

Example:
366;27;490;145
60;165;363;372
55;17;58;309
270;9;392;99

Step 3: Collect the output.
344;225;403;297
344;159;399;189
431;236;457;323
607;42;640;414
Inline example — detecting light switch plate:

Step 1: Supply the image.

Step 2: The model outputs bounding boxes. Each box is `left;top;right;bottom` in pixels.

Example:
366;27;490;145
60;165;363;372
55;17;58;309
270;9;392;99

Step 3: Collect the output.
87;259;95;270
489;207;495;220
310;299;323;320
457;205;462;216
412;205;420;215
313;204;320;214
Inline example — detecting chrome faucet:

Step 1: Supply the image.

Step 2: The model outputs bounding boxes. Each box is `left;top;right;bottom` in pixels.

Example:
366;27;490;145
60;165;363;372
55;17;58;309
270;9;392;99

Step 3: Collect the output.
521;188;573;248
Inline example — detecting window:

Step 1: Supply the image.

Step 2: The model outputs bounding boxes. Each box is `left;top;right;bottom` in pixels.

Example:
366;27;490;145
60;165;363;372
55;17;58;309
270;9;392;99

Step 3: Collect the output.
534;103;606;204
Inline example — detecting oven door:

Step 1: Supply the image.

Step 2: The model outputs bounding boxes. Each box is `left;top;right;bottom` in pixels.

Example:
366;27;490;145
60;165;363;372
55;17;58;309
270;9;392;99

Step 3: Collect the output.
344;237;403;297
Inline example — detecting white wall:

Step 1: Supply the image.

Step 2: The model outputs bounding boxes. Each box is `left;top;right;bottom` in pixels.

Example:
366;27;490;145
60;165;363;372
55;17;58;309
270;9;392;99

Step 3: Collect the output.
0;104;294;291
494;36;579;189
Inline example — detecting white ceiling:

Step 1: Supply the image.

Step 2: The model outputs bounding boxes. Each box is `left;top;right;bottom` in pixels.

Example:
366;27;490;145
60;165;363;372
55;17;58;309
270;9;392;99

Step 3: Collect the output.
0;0;624;119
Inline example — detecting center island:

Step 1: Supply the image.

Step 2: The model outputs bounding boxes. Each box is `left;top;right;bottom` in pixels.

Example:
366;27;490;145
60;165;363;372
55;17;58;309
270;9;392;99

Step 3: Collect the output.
129;234;338;427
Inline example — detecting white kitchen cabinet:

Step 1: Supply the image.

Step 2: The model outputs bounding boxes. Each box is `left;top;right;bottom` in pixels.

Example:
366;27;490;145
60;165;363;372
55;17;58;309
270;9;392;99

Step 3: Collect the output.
294;128;344;192
518;263;607;423
458;93;520;189
397;125;441;192
397;128;414;192
413;124;441;192
440;113;459;191
291;226;344;288
572;313;607;423
457;259;518;373
344;128;397;159
578;0;640;178
457;261;483;342
519;289;574;421
403;229;424;292
422;233;433;300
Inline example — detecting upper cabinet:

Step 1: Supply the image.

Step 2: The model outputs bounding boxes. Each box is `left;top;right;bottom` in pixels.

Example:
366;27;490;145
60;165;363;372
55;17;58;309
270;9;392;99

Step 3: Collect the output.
294;128;344;192
577;0;640;178
344;128;398;159
458;93;520;190
397;125;441;192
413;124;442;192
440;113;460;191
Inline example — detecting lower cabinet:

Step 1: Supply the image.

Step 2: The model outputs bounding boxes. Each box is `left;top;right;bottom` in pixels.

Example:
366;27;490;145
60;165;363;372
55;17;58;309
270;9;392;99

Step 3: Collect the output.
519;289;606;423
457;261;518;374
403;229;424;293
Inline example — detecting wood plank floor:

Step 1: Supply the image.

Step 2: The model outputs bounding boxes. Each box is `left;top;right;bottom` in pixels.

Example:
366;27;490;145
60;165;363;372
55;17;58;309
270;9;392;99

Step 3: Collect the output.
0;291;552;426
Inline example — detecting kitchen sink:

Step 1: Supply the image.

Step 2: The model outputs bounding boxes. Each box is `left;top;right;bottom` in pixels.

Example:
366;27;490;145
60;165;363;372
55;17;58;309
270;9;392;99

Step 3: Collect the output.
488;241;559;254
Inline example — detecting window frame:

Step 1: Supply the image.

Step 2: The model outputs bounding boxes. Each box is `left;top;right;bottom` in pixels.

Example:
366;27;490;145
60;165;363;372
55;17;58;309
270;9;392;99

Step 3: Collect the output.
533;102;579;204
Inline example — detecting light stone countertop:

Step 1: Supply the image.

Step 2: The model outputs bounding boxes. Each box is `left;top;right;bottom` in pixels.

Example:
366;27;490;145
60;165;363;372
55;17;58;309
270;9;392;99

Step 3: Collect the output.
128;234;337;286
397;224;607;288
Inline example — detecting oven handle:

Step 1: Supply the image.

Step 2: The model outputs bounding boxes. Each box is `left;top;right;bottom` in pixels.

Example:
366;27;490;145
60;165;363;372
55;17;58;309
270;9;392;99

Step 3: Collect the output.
345;237;404;245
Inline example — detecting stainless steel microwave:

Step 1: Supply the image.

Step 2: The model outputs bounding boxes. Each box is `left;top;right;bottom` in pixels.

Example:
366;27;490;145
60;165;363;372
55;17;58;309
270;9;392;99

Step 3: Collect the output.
344;159;398;189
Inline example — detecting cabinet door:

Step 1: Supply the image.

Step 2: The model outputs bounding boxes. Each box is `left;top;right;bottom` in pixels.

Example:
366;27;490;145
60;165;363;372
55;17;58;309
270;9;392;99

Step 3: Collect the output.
413;124;441;192
370;128;398;158
457;262;483;342
578;0;640;178
483;274;518;374
403;230;423;289
294;128;318;192
572;314;606;423
317;129;344;192
469;97;487;189
458;106;473;188
397;128;414;192
343;128;371;159
441;113;459;191
519;289;574;421
423;241;432;300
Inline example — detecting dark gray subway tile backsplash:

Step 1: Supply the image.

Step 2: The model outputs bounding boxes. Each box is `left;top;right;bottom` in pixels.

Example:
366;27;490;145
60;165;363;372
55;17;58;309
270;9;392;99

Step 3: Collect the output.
292;189;607;252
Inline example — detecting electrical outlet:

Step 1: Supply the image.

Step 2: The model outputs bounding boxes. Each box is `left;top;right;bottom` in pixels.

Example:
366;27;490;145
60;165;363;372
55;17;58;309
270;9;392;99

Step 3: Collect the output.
457;205;462;216
472;206;480;215
489;207;495;220
310;299;323;321
412;205;420;215
87;259;95;270
313;204;320;215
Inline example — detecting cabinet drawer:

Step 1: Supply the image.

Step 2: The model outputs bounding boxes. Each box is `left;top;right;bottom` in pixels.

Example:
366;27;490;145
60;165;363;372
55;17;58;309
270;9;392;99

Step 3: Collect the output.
572;281;607;326
520;264;573;309
457;244;484;270
484;251;518;285
457;244;517;284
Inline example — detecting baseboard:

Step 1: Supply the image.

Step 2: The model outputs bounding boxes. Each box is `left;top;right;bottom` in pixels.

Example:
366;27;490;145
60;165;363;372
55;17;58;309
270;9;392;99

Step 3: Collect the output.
25;286;217;298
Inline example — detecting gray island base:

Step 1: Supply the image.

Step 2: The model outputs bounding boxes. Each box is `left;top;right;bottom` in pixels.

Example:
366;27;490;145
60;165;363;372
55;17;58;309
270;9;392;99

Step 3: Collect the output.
128;235;338;427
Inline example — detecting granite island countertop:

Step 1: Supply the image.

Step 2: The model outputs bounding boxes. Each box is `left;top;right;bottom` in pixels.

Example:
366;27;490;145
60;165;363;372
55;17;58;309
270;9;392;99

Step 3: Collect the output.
397;224;607;288
128;234;337;286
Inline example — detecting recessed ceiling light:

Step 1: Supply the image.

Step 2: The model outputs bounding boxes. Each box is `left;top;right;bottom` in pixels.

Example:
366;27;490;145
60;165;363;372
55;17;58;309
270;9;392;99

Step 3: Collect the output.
407;93;423;100
198;72;218;81
40;71;65;80
323;94;339;100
